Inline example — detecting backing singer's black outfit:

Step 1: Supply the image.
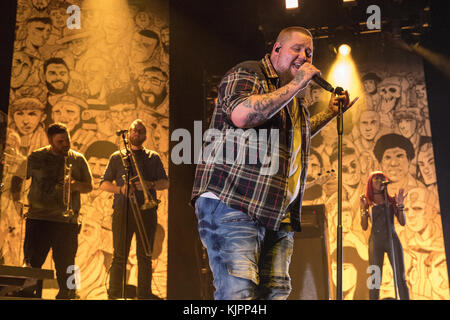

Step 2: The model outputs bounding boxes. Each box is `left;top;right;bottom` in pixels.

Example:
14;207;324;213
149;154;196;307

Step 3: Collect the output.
368;204;410;300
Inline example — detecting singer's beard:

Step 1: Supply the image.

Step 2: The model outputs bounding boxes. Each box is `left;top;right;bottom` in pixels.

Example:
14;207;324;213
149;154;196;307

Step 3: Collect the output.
130;136;145;148
279;71;295;86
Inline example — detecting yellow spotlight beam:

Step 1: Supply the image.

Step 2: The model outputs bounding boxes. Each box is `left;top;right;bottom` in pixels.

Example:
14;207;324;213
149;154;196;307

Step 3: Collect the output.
326;49;362;117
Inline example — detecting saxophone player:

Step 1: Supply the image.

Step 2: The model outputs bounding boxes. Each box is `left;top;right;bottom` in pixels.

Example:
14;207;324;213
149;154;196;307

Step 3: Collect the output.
11;123;93;299
99;119;169;300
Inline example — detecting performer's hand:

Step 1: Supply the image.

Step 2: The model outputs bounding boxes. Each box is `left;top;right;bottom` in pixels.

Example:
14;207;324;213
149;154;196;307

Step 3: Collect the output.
395;188;408;206
119;184;128;195
293;62;321;89
133;181;155;191
360;194;369;211
70;180;83;192
134;181;143;191
328;90;358;114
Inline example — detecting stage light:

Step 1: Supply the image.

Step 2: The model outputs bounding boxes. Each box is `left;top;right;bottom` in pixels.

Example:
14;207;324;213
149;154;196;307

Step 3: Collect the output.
285;0;299;10
341;0;357;7
326;50;362;109
338;44;351;56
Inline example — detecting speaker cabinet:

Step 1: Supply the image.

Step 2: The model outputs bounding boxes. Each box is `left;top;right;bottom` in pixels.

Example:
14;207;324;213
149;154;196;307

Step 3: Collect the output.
288;204;330;300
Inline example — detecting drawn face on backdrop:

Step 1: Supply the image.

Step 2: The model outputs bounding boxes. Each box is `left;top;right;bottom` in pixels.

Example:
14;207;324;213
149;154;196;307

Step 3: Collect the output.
110;103;137;131
398;118;417;140
13;109;46;136
363;79;377;94
161;27;169;51
27;20;52;48
52;102;81;132
45;63;70;94
342;202;353;232
150;116;169;153
16;0;32;23
404;189;430;233
379;81;401;113
380;147;410;183
332;153;361;187
137;69;168;108
359;110;379;141
49;8;67;29
88;156;109;186
415;83;427;100
11;51;32;89
418;143;436;186
83;58;108;96
32;0;50;11
130;32;158;63
67;37;89;58
135;11;151;29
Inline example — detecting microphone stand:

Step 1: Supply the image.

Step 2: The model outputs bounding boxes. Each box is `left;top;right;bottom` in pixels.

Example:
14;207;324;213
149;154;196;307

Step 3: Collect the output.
382;183;399;300
335;86;344;300
119;132;132;300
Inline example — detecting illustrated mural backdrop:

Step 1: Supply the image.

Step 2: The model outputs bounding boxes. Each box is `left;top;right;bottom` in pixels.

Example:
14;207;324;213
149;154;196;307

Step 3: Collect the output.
0;0;169;299
300;40;448;299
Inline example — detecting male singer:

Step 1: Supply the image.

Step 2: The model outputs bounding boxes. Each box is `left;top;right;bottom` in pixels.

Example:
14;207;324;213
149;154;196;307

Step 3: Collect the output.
191;26;357;299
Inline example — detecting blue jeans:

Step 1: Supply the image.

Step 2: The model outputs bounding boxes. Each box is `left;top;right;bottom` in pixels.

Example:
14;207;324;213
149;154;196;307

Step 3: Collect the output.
195;197;294;300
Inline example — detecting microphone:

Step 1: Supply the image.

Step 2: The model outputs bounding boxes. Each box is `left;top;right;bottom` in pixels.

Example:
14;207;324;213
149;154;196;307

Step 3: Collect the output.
381;180;392;185
312;75;344;95
116;129;128;136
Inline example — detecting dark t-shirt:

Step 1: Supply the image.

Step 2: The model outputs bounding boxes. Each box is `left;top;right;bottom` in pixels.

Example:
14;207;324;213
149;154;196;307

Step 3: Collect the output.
100;148;167;211
26;146;93;224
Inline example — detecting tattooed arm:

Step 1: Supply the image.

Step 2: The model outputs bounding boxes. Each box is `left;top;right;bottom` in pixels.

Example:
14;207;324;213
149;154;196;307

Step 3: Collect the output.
230;62;320;128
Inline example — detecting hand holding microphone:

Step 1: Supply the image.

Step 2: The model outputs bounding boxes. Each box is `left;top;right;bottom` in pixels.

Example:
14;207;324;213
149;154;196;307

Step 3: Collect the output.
293;62;359;112
116;129;128;136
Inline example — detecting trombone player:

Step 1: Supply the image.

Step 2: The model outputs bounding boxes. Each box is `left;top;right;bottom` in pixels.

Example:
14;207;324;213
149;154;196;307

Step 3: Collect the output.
100;119;169;300
11;123;93;300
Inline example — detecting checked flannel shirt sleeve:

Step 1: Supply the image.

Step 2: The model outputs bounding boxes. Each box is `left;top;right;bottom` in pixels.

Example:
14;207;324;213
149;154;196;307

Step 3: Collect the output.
218;67;265;122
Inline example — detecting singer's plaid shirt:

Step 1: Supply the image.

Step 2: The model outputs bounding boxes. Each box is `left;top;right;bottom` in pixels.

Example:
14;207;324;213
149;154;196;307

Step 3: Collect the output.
191;54;336;231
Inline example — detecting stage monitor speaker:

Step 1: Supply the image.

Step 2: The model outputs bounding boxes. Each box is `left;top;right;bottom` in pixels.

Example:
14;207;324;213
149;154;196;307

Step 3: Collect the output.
288;204;330;300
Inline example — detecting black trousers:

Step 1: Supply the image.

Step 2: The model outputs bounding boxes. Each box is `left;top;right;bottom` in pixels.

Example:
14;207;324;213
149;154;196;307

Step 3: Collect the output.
368;232;410;300
108;205;157;298
24;219;79;296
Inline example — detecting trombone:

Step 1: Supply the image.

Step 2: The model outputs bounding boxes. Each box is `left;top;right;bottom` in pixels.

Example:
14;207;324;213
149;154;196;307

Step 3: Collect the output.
118;137;160;257
62;157;74;218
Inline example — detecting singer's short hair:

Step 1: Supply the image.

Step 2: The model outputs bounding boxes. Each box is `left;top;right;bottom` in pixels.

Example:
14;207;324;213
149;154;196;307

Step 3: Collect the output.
47;122;69;138
276;26;313;44
373;133;415;163
129;119;147;134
